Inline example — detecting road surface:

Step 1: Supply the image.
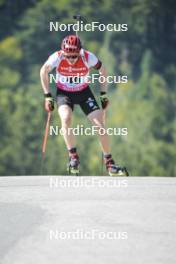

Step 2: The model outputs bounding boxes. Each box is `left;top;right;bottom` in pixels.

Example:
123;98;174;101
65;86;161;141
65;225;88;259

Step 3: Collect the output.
0;176;176;264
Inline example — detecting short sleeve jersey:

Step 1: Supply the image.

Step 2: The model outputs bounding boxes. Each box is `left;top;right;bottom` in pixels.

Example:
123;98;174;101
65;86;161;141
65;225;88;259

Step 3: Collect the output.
45;49;102;92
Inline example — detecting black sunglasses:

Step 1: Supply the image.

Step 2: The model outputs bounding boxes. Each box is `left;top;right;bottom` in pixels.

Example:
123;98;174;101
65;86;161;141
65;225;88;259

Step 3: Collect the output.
64;55;79;59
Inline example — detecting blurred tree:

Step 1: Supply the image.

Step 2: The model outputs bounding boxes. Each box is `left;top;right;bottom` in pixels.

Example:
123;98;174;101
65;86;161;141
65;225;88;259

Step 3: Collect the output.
0;0;175;176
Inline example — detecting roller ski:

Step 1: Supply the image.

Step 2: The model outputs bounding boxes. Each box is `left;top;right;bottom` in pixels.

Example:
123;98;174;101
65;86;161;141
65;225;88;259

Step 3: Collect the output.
67;152;80;176
104;154;129;176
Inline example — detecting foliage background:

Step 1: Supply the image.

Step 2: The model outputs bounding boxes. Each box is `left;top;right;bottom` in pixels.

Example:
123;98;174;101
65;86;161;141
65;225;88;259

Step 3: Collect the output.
0;0;175;176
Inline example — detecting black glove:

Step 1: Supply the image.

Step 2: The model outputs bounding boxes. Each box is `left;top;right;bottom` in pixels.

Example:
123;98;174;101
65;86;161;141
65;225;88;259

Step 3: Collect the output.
100;92;109;109
44;93;54;112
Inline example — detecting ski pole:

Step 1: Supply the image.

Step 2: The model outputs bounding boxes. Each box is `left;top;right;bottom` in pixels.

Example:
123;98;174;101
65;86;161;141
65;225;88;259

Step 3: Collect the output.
73;14;86;36
101;109;107;175
42;111;51;156
41;111;51;174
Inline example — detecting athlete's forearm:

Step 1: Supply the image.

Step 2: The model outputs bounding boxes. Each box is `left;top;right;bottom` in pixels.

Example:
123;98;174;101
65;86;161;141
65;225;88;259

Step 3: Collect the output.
40;64;51;94
99;65;108;92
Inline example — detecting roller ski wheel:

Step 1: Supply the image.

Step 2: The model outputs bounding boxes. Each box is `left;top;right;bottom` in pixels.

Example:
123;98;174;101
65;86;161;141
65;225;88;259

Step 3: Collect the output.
67;164;79;176
105;155;129;176
108;165;129;176
67;153;80;176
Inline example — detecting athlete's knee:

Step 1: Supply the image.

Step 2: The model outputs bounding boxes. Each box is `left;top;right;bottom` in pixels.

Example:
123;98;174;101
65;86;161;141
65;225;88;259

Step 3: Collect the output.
89;109;103;121
61;115;72;127
58;105;72;127
90;113;105;128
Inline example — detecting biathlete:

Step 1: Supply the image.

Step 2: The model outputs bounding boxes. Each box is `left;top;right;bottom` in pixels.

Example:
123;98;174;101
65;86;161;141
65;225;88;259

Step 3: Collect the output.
40;35;128;176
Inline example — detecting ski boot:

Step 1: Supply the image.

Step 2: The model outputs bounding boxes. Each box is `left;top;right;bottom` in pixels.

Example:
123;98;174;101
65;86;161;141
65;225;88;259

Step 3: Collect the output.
104;155;129;176
67;153;80;176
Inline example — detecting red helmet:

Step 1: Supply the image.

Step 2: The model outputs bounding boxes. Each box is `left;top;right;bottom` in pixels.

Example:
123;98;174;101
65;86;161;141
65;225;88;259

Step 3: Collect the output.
61;35;82;53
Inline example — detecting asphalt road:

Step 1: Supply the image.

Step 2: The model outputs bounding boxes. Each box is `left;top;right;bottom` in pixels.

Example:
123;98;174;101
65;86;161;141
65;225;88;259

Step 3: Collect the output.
0;176;175;264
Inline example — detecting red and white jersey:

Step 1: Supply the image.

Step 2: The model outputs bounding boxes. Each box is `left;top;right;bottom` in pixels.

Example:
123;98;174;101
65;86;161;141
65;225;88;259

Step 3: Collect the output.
45;49;101;92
